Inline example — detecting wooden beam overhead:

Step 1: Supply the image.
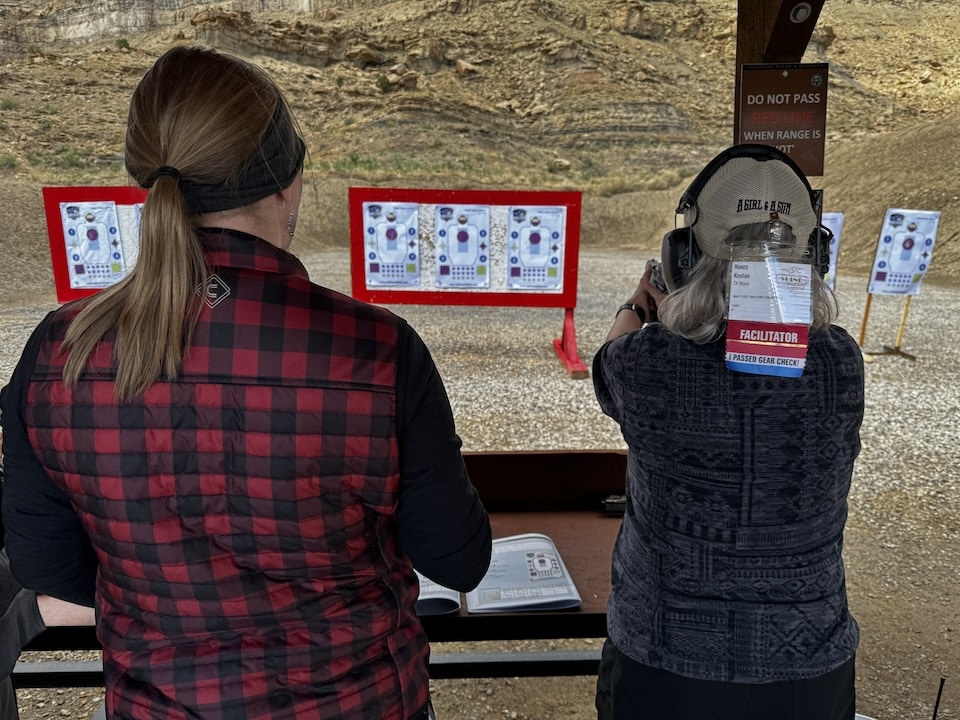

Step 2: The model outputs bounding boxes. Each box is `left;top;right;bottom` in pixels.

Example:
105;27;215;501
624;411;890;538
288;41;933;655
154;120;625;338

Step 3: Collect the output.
765;0;827;62
734;0;826;142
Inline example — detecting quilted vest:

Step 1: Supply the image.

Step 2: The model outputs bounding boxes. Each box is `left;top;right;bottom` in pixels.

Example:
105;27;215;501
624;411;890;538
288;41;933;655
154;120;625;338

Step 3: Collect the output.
23;231;427;719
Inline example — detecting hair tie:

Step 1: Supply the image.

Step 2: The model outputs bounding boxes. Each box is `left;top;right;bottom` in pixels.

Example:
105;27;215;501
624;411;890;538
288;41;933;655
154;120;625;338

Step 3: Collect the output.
146;165;183;188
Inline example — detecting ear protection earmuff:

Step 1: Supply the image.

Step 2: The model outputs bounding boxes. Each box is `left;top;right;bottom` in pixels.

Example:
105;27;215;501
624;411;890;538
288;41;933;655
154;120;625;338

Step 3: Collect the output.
660;226;700;293
661;144;831;290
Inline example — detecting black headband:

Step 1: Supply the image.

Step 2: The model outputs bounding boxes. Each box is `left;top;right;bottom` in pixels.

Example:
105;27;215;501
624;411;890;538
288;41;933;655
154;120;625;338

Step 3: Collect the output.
142;103;306;216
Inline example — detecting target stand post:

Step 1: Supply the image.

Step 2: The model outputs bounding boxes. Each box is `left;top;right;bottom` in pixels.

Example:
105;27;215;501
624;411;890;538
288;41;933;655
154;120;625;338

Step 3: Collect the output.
859;293;918;362
553;307;589;379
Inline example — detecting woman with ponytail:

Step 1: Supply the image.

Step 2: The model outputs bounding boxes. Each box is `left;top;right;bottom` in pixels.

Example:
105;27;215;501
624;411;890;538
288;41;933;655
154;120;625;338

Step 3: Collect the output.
1;46;490;720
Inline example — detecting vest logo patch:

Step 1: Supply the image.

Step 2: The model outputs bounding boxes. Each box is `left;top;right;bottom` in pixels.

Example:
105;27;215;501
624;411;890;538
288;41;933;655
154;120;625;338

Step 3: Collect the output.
200;274;231;309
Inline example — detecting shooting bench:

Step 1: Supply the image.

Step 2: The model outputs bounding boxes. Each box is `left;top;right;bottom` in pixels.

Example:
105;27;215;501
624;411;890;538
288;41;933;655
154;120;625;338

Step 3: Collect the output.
14;450;626;689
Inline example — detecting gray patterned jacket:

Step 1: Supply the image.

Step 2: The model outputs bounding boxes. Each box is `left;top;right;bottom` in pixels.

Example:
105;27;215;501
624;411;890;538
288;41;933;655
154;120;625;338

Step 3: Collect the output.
593;323;863;682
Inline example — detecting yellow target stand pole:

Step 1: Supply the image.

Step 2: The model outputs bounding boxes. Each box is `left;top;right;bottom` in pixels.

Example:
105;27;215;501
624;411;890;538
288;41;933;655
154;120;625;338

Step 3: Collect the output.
860;293;918;362
858;294;876;364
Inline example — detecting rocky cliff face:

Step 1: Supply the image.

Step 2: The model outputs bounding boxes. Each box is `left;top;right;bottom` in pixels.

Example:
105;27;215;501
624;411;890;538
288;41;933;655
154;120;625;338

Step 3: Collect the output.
1;0;317;46
2;1;960;274
3;0;744;173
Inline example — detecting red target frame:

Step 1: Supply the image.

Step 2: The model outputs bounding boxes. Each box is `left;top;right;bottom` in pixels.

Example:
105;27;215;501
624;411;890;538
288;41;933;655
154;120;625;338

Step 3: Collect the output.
349;187;588;378
42;185;147;304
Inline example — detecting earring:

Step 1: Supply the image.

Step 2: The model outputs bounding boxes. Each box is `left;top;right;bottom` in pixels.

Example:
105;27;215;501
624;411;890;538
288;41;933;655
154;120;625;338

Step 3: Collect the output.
287;210;295;239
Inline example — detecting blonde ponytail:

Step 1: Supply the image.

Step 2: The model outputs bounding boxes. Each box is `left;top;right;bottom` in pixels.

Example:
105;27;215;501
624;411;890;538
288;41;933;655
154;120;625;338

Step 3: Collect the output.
59;46;302;401
62;175;207;401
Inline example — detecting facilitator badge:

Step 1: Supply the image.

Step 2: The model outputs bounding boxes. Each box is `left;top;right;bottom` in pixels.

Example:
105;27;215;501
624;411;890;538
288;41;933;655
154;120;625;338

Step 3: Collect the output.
725;259;812;377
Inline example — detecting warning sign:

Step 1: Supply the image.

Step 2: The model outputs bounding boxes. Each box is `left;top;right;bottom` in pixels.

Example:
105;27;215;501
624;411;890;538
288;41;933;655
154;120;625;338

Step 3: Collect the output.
737;63;829;176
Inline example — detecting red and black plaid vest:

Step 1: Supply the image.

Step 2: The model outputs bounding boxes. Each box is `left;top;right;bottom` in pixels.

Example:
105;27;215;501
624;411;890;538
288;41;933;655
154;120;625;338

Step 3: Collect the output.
24;230;428;719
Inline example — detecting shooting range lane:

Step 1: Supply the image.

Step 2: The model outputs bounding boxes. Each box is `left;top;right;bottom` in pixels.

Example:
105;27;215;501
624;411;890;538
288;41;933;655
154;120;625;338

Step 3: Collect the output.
3;248;959;720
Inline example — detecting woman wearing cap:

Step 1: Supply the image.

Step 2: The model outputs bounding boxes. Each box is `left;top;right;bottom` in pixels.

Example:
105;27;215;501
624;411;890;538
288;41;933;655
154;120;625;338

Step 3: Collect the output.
593;145;863;720
0;46;491;720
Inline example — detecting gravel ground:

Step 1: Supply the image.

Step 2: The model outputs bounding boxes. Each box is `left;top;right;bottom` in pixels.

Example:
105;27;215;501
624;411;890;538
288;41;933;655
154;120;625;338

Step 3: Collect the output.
4;247;959;720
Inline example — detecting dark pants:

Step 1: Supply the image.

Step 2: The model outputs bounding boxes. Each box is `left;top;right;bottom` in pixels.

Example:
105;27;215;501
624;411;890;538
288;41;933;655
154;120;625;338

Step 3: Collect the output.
410;697;436;720
1;548;47;720
596;639;856;720
0;677;17;720
1;552;44;679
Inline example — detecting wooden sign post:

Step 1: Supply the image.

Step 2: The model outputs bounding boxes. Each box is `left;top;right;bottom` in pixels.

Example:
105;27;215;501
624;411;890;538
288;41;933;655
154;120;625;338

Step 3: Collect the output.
734;0;827;143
